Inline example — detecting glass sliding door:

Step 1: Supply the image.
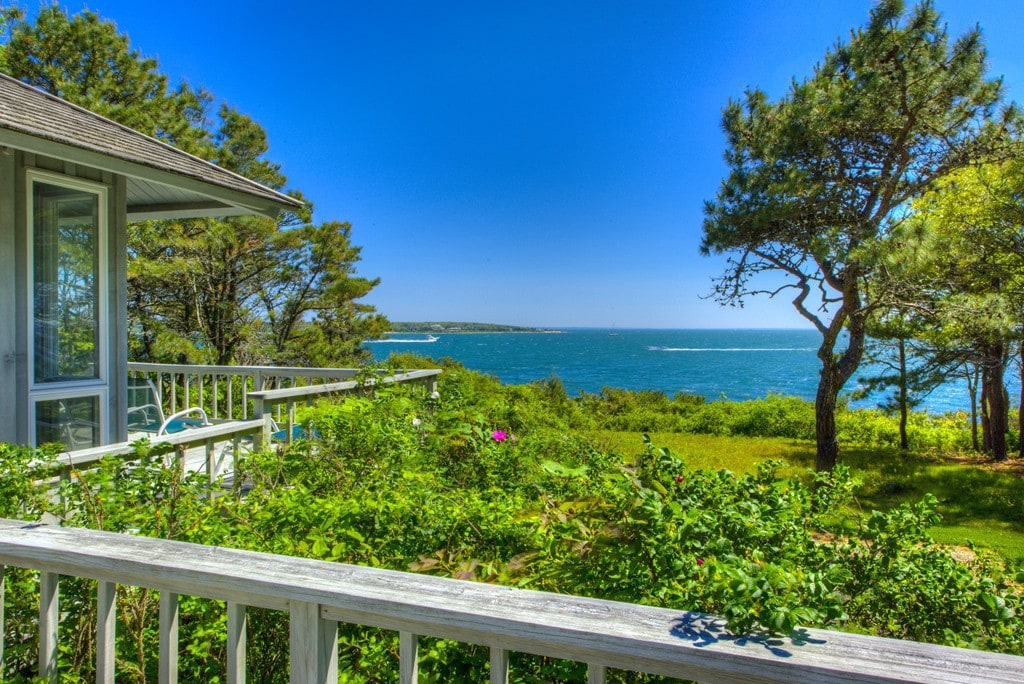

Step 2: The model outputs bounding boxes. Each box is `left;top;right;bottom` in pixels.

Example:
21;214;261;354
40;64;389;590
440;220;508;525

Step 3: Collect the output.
28;173;107;448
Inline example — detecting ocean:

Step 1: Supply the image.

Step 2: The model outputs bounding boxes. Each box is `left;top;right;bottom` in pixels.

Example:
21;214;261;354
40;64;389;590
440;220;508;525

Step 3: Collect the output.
367;328;1015;414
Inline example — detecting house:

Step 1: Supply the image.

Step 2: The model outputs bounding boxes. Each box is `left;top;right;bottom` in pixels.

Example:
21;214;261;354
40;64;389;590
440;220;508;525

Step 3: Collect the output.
0;72;303;448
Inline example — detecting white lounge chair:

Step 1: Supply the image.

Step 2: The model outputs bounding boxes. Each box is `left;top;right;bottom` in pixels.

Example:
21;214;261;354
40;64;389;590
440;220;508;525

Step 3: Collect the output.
127;377;211;436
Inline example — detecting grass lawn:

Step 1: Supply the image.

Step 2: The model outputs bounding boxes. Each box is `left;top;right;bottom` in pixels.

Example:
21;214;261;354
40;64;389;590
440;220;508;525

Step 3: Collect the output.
603;431;1024;561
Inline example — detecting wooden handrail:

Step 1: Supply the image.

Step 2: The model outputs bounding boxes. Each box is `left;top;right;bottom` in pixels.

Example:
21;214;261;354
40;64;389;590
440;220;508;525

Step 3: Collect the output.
248;369;441;445
58;419;267;469
0;519;1021;683
127;362;362;379
247;369;441;403
127;363;441;426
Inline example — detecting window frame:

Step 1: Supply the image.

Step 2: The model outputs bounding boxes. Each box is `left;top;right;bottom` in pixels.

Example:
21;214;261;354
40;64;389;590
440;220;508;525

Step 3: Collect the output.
26;169;110;447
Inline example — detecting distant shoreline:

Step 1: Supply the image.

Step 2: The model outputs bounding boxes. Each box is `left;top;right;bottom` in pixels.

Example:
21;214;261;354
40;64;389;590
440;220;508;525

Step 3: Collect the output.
387;322;563;334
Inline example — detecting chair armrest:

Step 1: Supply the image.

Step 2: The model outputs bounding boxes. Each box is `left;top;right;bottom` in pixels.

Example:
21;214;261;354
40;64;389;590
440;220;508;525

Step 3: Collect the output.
127;404;163;432
158;407;211;435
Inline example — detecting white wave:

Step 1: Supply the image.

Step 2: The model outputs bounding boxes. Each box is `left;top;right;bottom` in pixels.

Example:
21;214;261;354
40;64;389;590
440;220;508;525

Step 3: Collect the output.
647;346;815;352
365;338;439;344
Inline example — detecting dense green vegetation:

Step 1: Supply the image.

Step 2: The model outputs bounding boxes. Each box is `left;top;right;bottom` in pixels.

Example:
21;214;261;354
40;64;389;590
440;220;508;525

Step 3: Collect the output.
3;364;1022;681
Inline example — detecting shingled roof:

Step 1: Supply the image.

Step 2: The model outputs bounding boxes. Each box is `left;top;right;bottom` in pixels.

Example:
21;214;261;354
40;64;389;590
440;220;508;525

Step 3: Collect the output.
0;72;304;219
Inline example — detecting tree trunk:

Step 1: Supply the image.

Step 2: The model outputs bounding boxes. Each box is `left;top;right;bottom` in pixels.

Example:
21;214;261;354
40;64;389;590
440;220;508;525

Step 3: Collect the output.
815;366;841;471
897;337;909;451
814;324;865;471
981;380;991;453
966;363;980;452
982;342;1008;461
811;287;867;471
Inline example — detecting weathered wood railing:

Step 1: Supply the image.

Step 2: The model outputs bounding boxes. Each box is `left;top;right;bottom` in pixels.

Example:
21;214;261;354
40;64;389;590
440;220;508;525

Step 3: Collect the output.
57;418;268;484
247;369;442;445
127;363;440;429
127;363;364;421
0;520;1021;684
124;362;439;452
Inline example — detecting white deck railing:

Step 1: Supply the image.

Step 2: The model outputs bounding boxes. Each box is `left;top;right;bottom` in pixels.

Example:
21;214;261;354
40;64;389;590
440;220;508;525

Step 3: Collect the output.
247;369;441;444
0;519;1021;684
127;363;439;423
112;364;441;460
57;418;268;485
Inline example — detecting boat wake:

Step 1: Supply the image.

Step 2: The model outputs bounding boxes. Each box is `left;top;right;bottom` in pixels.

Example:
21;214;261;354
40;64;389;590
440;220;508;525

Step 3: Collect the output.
366;336;439;344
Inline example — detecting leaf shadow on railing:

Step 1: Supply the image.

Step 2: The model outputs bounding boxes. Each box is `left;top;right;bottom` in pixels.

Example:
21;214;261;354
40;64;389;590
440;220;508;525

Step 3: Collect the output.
669;613;826;658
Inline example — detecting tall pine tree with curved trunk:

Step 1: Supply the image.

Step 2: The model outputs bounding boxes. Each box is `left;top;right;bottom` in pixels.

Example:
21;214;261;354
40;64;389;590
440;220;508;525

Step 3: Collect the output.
701;0;1014;471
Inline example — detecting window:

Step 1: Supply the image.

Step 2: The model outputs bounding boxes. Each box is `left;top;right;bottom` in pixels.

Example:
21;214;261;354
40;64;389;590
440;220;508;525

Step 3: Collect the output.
28;172;108;448
34;394;101;449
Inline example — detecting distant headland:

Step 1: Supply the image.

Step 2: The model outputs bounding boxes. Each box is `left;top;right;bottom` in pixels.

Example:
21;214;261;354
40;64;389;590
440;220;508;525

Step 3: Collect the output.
389;322;562;334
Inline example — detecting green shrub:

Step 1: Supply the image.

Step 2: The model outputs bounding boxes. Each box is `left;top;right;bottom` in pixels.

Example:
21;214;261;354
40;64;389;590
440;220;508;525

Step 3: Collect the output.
1;367;1020;681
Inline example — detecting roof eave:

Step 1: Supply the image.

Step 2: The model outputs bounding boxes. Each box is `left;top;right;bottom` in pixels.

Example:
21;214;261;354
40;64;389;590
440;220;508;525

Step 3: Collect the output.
0;127;302;220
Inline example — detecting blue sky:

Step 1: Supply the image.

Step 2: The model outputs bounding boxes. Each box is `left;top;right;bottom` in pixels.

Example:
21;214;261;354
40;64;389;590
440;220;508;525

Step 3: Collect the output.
60;1;1024;327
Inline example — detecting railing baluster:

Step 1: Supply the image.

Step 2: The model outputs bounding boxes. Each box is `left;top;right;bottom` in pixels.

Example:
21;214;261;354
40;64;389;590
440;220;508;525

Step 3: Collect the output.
289;601;337;684
399;631;418;684
159;591;179;684
39;570;58;683
587;663;606;683
1;564;5;672
227;375;234;419
96;581;116;683
489;647;508;684
212;374;219;419
227;602;246;684
199;373;205;410
205;438;217;496
184;375;192;411
286;400;296;444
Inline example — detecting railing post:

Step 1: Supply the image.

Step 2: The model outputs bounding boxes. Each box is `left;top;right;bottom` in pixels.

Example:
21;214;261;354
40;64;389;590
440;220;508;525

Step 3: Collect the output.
212;374;219;419
399;631;418;684
289;601;337;684
0;565;5;673
286;400;296;444
39;570;58;683
587;663;607;683
227;602;246;684
205;438;217;498
96;581;116;683
253;401;272;450
489;647;509;684
159;591;179;684
172;445;187;474
251;370;265;421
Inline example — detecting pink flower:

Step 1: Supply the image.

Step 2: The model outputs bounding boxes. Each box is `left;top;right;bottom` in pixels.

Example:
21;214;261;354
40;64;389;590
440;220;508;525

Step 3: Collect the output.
675;475;684;483
492;430;508;442
696;558;705;566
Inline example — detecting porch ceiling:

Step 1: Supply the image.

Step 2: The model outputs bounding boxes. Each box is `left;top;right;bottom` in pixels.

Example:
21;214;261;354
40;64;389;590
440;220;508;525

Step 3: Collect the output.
124;176;280;221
